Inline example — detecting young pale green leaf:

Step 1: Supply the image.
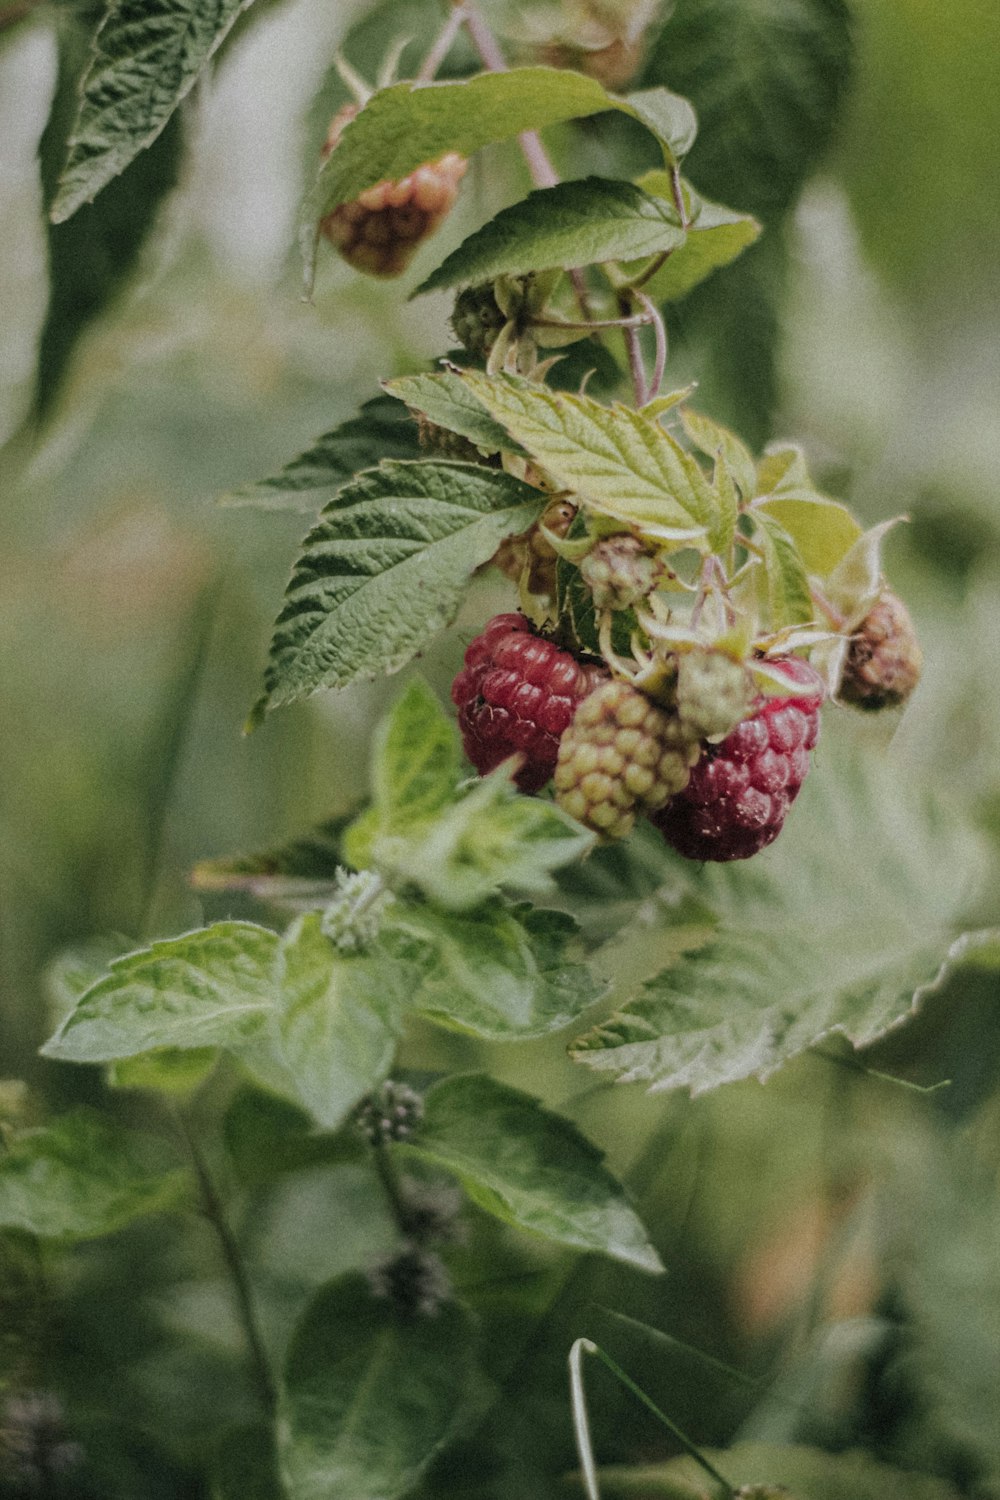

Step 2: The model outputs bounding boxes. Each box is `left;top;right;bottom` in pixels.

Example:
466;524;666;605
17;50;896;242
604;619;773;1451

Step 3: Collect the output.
300;68;697;287
414;178;686;295
403;1073;662;1272
823;518;901;627
222;396;421;512
628;182;760;301
41;922;279;1064
0;1110;188;1242
680;406;757;502
571;735;990;1095
461;372;716;542
253;461;545;718
260;913;407;1130
107;1048;218;1096
371;765;595;911
384;903;604;1040
642;0;854;219
51;0;259;222
751;509;815;629
190;813;356;908
369;677;461;833
755;495;861;578
279;1271;477;1500
383;371;525;456
596;1441;963;1499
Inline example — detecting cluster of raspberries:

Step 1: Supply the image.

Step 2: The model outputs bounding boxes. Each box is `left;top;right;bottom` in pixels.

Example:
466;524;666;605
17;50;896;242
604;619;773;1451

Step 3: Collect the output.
451;613;824;861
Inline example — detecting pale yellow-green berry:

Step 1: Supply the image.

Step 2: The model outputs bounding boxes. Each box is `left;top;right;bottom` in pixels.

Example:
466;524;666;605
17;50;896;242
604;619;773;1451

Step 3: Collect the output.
579;533;662;611
676;648;753;740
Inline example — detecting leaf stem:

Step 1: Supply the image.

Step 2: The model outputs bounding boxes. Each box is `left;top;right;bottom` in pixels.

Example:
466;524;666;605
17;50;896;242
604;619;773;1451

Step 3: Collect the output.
175;1111;277;1417
636;291;667;398
371;1136;415;1234
417;1;469;82
618;296;648;406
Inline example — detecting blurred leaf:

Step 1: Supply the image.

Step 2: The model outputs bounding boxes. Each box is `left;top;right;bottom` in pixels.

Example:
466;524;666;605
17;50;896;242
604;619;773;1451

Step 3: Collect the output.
300;69;697;287
415;177;686;294
823;519;900;627
107;1048;217;1095
223;1086;362;1187
386;902;605;1039
221;396;421;513
751;509;815;629
50;0;259;222
190;813;357;907
34;6;184;417
0;1110;188;1242
643;0;854;219
755;496;861;578
41;922;279;1064
384;370;526;456
253;461;545;718
404;1073;663;1271
571;739;992;1094
279;1271;477;1500
213;1422;284;1500
592;1440;963;1498
461;372;714;541
632;176;761;301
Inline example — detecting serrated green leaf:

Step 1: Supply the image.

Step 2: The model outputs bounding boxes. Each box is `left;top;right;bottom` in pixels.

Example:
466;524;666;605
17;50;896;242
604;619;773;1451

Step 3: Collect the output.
190;813;356;908
461;372;716;542
254;461;545;717
373;765;595;911
385;902;604;1040
0;1110;188;1242
630;173;761;300
595;1441;963;1498
752;510;815;629
41;922;279;1064
300;69;698;287
680;406;757;501
823;518;900;627
755;495;861;578
404;1073;662;1271
260;913;406;1130
279;1271;477;1500
383;371;524;456
415;178;685;295
51;0;257;222
221;396;421;512
35;8;184;416
571;736;989;1094
370;677;461;833
643;0;854;219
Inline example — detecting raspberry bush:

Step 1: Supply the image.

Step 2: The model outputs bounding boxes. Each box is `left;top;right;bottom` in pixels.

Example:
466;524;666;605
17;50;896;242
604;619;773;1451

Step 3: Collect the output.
4;2;999;1498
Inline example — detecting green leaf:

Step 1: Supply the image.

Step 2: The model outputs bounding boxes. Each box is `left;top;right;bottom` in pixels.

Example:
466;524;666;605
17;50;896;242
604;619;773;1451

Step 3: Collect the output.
385;902;605;1040
415;178;686;294
253;461;545;718
213;1423;284;1500
262;913;407;1130
643;0;854;219
371;677;462;833
679;406;757;502
51;0;259;222
403;1073;662;1272
41;922;279;1064
823;518;900;627
300;68;697;288
623;85;698;163
223;1087;362;1187
383;371;524;456
755;496;861;578
107;1048;217;1095
752;510;815;629
594;1441;963;1498
34;7;184;417
631;178;761;301
461;372;717;542
279;1271;477;1500
371;765;595;911
190;813;356;906
571;735;989;1094
221;396;421;513
0;1110;188;1242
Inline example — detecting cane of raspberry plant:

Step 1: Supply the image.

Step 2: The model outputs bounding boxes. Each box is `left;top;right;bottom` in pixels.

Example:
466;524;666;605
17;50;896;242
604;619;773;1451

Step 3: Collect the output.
319;103;467;278
652;659;824;861
451;613;605;791
554;679;700;837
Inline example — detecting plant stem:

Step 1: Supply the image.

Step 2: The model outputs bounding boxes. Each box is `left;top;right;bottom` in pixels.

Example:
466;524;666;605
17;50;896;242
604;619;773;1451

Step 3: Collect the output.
636;291;667;398
417;1;469;81
371;1137;414;1234
176;1112;277;1417
670;164;689;227
619;296;649;405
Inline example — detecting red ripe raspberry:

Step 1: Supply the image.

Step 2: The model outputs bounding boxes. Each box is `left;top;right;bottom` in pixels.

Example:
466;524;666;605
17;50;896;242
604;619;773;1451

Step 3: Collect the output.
451;614;604;792
319;105;467;278
651;659;824;861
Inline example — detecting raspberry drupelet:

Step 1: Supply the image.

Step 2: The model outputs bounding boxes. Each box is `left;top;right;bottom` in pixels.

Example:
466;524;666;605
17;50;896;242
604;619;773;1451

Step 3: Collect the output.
451;614;605;792
652;658;824;861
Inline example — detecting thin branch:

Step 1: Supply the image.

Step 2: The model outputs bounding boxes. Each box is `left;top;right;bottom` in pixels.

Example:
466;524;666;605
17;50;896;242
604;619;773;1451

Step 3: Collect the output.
175;1113;276;1417
618;296;648;406
417;1;469;81
636;291;666;398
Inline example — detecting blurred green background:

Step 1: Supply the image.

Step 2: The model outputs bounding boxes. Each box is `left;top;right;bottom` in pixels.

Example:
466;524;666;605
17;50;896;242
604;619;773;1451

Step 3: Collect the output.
1;0;998;1492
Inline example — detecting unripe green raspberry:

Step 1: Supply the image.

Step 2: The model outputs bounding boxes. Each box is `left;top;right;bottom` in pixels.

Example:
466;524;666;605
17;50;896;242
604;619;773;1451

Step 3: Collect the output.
839;590;922;711
579;534;662;610
675;649;753;740
554;680;699;838
451;283;507;358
